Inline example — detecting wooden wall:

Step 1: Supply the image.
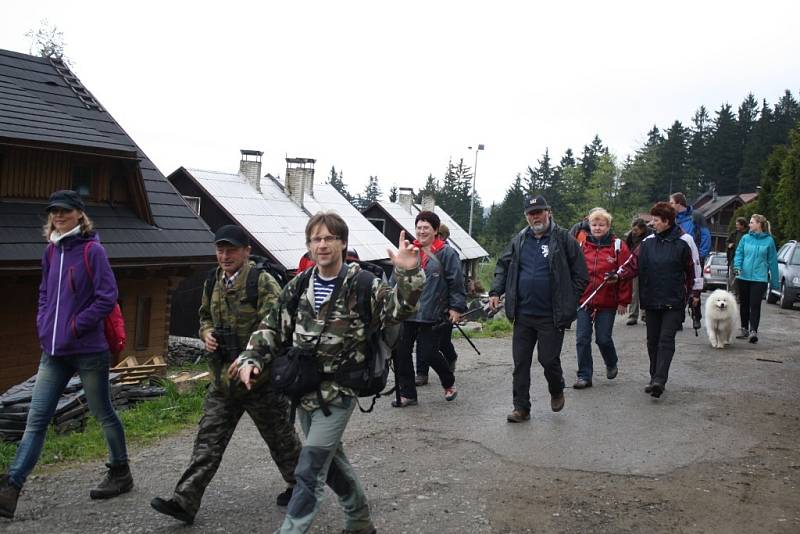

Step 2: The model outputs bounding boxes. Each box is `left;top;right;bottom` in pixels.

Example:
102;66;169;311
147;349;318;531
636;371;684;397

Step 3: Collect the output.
0;272;173;394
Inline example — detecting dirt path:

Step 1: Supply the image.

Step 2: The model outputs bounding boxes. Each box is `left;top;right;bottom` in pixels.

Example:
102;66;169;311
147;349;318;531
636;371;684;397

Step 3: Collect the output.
2;299;799;533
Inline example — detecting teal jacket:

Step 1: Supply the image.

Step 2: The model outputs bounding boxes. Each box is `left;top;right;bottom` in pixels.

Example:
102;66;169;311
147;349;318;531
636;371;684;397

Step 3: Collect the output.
733;232;779;290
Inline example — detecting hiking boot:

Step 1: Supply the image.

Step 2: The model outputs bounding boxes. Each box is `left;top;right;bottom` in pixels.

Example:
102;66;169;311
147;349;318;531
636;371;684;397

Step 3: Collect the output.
650;383;664;398
342;526;377;534
749;331;758;344
0;475;21;519
550;392;565;412
735;327;749;339
391;396;418;408
625;317;637;326
506;410;530;423
606;366;618;380
573;378;592;389
644;383;654;394
692;316;702;330
90;462;133;500
444;386;458;401
415;374;428;386
150;496;195;524
276;486;294;507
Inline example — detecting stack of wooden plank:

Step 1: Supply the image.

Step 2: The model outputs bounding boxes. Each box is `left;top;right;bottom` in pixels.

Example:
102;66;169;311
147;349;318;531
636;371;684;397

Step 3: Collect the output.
0;373;166;442
112;355;167;385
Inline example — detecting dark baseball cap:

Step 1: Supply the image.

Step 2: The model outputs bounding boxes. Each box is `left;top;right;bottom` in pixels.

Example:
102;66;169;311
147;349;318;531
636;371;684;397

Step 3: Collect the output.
214;225;249;247
524;194;550;213
46;190;85;212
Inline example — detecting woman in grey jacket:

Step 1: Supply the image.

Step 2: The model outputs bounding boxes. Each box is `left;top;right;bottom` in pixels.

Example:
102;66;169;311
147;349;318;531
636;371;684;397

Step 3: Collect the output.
392;211;466;407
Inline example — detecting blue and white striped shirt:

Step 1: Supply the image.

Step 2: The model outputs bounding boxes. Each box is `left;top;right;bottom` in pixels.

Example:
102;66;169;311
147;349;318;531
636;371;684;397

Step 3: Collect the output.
313;274;337;312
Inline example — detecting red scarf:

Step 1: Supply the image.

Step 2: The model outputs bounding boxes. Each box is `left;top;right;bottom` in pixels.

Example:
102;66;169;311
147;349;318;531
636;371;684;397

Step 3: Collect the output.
413;237;446;268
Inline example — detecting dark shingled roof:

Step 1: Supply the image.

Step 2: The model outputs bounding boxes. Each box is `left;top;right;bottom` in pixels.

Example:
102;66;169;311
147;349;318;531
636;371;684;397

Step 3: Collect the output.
0;49;213;266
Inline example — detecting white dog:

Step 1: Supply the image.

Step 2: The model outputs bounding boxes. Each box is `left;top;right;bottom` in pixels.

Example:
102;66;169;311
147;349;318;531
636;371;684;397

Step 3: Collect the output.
704;289;739;349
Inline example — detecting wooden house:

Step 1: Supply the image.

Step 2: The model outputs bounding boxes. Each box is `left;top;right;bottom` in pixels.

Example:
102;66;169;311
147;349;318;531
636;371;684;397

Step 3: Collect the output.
694;190;758;252
0;49;214;392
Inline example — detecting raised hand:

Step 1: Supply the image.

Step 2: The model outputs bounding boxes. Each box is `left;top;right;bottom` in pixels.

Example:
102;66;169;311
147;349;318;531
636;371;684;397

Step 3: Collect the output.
388;230;419;270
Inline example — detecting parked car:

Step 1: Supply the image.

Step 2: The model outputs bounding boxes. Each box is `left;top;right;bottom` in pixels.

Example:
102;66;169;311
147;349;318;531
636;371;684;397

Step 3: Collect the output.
703;253;728;290
767;240;800;309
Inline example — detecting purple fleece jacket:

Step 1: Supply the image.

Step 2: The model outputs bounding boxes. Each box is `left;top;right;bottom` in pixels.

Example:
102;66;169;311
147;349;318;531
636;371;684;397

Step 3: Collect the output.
37;232;118;356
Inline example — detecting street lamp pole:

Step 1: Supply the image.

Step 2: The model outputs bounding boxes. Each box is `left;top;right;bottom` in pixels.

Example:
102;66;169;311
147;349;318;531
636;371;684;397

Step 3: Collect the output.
468;144;484;236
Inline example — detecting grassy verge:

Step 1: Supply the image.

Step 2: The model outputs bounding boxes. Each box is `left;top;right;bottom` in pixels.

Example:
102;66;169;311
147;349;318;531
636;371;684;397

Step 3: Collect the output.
476;257;496;294
0;377;207;473
453;316;513;339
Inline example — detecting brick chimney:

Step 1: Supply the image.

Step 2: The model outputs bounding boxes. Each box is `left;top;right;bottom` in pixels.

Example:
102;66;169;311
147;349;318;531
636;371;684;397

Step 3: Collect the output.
239;149;263;192
421;192;435;212
285;157;316;207
397;187;414;213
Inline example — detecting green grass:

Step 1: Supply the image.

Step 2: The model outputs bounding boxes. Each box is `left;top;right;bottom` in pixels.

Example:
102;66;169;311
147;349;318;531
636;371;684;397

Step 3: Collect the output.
476;257;496;294
453;316;513;339
0;379;206;473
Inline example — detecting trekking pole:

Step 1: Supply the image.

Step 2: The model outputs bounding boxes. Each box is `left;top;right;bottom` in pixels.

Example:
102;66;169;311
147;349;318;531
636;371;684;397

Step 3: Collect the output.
454;322;481;355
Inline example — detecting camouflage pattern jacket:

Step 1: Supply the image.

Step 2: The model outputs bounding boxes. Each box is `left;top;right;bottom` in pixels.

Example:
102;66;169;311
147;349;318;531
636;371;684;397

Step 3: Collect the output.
199;260;282;394
237;262;425;411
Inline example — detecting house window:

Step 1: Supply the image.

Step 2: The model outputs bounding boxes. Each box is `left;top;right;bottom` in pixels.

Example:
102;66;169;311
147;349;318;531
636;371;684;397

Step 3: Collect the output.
134;296;152;350
72;164;93;197
367;218;385;234
183;195;201;215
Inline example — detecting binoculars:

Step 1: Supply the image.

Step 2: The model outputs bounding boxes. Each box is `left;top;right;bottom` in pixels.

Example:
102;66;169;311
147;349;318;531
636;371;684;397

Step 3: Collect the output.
213;325;240;362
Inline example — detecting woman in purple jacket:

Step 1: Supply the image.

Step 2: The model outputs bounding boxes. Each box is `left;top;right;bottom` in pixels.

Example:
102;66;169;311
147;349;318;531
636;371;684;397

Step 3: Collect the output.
0;190;132;519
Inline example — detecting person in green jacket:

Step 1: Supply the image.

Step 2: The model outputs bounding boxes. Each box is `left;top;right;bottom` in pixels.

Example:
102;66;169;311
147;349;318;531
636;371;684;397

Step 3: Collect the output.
733;214;780;344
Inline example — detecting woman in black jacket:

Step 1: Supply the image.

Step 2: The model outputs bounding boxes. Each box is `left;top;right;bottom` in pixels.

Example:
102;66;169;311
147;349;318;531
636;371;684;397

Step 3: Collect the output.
612;202;702;398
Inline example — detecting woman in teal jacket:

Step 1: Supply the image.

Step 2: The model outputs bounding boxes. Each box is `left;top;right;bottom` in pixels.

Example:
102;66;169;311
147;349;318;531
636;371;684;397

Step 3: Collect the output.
733;214;779;344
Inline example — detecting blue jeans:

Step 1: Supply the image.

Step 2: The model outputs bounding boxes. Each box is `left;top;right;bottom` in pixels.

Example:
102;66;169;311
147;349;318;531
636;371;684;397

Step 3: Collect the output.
8;351;128;488
575;308;619;380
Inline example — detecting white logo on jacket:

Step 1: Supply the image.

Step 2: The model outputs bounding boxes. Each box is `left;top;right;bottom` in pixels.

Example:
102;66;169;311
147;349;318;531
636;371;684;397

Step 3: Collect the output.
541;244;549;258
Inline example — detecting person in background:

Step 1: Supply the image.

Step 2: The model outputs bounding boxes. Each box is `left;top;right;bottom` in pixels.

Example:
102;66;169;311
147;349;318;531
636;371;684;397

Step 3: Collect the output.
625;218;651;326
1;190;132;519
573;209;631;389
733;214;780;344
151;225;300;524
415;223;459;385
670;192;709;330
489;195;588;422
394;211;465;406
610;202;702;399
726;217;748;298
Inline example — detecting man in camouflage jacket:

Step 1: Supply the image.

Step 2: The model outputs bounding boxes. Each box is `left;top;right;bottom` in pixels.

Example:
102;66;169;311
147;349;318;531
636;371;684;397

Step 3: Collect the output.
234;212;424;534
151;225;301;524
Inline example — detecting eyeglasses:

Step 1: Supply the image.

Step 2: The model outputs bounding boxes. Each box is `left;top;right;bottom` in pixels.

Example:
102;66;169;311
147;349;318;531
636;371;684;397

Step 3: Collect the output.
308;235;341;245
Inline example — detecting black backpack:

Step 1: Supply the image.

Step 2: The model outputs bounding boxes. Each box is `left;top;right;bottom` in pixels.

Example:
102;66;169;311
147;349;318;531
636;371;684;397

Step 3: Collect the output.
204;255;288;308
286;268;398;413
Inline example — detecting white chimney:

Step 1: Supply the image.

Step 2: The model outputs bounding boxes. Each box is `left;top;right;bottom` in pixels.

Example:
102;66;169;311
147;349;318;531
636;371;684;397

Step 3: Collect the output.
397;187;414;213
285;157;316;207
421;192;435;212
239;149;263;192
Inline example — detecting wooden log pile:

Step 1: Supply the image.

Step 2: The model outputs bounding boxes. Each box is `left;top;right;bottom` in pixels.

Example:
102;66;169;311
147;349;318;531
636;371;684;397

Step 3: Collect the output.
0;372;166;443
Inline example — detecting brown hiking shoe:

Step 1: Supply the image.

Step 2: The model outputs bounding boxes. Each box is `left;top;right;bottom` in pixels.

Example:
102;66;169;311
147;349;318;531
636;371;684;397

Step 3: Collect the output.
506;410;530;423
551;392;565;412
0;475;21;519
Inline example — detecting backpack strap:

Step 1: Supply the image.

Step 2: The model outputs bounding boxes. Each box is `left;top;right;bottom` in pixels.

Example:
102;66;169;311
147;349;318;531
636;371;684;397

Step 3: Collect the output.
244;266;260;308
204;266;218;303
354;269;376;326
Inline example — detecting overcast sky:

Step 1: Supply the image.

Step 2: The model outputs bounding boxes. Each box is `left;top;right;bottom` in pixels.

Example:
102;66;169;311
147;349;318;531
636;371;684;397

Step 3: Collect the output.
3;1;799;205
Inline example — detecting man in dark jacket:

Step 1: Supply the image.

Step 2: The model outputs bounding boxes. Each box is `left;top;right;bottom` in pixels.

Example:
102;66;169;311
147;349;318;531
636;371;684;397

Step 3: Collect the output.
489;195;588;422
726;217;747;297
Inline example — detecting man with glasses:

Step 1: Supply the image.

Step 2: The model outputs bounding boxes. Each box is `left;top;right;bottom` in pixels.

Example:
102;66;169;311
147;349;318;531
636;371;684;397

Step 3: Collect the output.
234;212;424;534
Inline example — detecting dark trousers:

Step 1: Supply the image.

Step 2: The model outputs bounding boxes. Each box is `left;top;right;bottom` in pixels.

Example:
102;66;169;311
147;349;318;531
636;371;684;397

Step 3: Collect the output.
511;314;565;413
644;309;683;386
173;384;301;516
396;321;455;399
416;326;458;377
738;280;767;332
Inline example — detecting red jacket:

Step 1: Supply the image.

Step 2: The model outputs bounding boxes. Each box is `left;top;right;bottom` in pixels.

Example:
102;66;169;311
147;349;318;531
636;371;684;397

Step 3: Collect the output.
579;235;632;310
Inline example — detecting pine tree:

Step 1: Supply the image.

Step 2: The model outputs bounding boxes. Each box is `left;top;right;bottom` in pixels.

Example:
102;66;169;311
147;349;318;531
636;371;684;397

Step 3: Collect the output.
707;103;741;194
580;135;606;184
688;107;711;194
388;185;398;203
773;90;800;143
327;166;352;202
483;174;527;255
358;175;382;209
559;148;576;168
661;121;690;197
738;100;774;193
775;125;800;240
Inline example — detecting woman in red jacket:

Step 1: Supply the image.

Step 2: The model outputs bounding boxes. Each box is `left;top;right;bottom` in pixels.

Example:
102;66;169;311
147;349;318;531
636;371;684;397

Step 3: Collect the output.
573;208;631;389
